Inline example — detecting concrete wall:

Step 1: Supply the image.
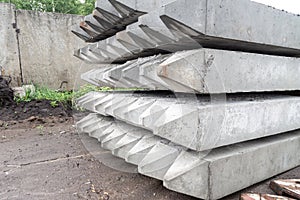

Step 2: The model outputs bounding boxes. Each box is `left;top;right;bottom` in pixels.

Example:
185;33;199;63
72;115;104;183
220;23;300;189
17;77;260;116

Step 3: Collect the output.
0;3;96;90
0;3;21;85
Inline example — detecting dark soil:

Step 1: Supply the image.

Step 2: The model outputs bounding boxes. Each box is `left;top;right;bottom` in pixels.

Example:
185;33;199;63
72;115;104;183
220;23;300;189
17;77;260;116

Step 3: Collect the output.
0;100;73;121
0;75;14;106
0;74;72;124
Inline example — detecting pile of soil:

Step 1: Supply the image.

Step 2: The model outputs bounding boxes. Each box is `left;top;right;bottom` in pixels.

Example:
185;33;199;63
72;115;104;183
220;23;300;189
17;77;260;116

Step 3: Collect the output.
0;75;14;106
0;100;73;122
0;75;73;125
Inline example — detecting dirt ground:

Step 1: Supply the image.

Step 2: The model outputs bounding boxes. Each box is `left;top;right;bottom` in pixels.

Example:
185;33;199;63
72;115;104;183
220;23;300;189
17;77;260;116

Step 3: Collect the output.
0;101;299;200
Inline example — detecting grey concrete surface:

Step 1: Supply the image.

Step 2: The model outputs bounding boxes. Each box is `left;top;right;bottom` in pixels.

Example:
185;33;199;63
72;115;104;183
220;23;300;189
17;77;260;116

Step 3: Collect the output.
0;4;97;89
164;131;300;199
73;0;177;42
72;0;147;42
77;0;300;64
96;0;176;14
73;1;300;199
0;3;21;86
81;49;300;93
77;113;177;180
15;9;96;90
77;92;300;151
76;113;300;199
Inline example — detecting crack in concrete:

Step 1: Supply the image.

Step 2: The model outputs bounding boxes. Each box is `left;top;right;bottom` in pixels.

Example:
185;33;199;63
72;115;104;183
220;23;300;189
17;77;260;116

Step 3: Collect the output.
13;9;24;85
6;154;89;168
5;150;111;168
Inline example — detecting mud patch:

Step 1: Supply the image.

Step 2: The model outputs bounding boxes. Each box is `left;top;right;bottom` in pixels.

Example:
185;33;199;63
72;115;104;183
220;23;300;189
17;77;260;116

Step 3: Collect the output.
0;100;73;122
0;75;14;106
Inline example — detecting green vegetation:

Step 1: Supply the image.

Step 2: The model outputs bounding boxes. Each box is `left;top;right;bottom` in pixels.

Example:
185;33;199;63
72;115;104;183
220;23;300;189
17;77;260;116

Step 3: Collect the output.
0;0;95;15
14;84;143;109
36;125;45;135
15;84;110;108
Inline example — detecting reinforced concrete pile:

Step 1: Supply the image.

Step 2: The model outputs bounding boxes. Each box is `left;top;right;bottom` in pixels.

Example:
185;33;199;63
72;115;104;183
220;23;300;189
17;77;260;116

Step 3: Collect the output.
72;0;300;199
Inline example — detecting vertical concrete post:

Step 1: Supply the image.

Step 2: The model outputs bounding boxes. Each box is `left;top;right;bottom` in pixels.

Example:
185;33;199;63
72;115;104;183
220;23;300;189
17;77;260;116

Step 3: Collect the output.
0;3;22;86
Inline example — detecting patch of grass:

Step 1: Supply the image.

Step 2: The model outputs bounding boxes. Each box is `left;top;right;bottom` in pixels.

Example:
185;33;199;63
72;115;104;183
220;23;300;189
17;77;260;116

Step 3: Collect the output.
15;84;112;109
15;85;72;106
15;84;143;110
50;100;59;108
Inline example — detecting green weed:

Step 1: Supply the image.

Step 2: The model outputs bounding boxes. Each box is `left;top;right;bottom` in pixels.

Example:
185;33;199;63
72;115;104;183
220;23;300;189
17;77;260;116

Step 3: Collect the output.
14;84;112;109
36;125;44;135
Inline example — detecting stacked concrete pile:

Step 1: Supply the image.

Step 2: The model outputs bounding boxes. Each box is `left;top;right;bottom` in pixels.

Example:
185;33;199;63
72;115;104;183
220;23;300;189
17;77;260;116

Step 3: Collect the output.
73;0;300;199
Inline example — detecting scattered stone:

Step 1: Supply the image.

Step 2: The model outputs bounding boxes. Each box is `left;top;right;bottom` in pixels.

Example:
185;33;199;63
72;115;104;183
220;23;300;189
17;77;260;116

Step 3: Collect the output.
12;85;35;98
27;116;37;122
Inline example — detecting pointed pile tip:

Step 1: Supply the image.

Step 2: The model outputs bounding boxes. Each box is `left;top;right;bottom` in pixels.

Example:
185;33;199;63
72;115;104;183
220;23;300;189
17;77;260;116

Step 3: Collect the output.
138;142;182;180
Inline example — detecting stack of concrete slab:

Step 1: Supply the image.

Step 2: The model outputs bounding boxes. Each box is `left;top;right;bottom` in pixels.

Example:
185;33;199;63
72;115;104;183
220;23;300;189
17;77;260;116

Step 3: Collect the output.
72;0;300;199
